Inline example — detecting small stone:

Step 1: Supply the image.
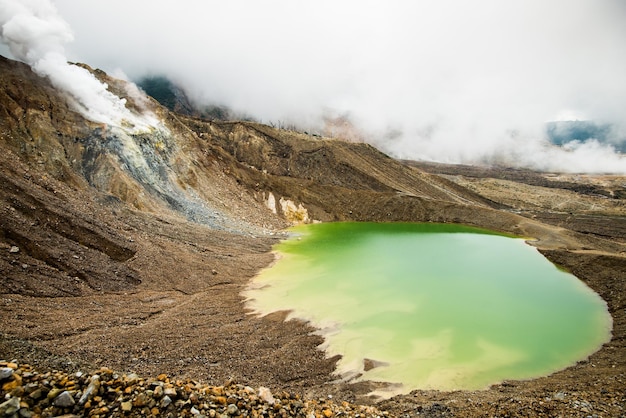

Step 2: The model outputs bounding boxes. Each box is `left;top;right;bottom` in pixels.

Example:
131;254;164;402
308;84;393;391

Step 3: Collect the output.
47;388;63;400
322;408;333;418
126;373;140;384
2;374;21;391
227;404;239;415
24;382;39;395
258;387;275;405
53;390;76;408
121;401;133;411
163;387;177;397
157;373;168;381
153;385;164;398
78;375;100;405
133;392;148;407
191;406;201;415
10;385;25;398
21;264;28;269
210;386;224;396
95;406;110;414
29;388;46;400
0;367;14;380
18;407;33;418
161;395;172;408
0;397;20;416
9;246;20;253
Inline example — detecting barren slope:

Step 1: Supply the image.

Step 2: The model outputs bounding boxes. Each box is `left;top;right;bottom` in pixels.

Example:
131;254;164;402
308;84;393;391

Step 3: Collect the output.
1;55;625;416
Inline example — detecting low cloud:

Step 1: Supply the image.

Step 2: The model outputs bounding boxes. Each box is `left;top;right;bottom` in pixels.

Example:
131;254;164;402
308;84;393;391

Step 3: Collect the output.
4;1;626;172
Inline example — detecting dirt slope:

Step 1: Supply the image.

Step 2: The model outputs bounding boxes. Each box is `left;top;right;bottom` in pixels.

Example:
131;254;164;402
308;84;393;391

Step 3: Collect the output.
1;55;625;416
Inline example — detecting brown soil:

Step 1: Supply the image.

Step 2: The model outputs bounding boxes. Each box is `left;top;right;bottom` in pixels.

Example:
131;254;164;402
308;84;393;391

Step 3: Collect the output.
1;55;625;417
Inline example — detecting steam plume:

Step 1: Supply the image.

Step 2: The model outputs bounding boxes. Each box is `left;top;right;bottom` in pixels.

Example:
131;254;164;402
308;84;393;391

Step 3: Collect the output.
0;0;156;131
3;1;626;172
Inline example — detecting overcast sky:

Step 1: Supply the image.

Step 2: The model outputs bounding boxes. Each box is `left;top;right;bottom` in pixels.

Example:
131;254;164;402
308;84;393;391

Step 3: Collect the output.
3;0;626;172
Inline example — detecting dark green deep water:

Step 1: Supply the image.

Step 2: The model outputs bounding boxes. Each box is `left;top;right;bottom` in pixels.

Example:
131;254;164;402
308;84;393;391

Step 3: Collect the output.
243;223;612;395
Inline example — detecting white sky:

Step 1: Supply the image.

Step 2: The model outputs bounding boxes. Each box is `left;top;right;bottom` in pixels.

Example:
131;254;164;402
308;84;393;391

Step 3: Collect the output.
3;0;626;172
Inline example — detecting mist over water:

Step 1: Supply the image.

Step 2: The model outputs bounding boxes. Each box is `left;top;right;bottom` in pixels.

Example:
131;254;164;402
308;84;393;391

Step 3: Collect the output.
244;223;612;396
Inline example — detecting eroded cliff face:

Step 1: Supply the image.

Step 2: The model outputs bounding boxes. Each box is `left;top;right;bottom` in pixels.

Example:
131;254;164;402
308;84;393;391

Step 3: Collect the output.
0;56;286;233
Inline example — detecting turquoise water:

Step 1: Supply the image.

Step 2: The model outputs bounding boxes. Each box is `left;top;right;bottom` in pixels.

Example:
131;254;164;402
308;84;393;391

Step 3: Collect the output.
243;222;612;395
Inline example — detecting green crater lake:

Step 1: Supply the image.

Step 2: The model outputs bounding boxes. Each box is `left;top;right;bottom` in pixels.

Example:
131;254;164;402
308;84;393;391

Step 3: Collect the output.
243;222;612;396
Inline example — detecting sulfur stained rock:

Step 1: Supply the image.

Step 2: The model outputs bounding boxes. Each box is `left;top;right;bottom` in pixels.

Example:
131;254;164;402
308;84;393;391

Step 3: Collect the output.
121;400;133;411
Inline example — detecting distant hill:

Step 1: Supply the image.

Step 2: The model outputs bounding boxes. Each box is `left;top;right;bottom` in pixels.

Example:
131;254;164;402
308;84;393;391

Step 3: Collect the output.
136;74;232;120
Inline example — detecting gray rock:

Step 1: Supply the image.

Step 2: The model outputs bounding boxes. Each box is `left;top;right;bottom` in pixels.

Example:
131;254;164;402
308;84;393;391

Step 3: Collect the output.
53;390;76;408
9;246;20;253
161;395;172;408
0;397;20;416
78;374;100;405
19;408;33;418
227;404;239;415
29;388;47;400
0;367;14;380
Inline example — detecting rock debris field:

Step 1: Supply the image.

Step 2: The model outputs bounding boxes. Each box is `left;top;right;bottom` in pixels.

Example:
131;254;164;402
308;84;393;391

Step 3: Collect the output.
0;361;387;418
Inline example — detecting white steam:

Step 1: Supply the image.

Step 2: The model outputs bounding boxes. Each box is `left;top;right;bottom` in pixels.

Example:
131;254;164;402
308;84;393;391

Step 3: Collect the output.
0;0;157;132
3;1;626;173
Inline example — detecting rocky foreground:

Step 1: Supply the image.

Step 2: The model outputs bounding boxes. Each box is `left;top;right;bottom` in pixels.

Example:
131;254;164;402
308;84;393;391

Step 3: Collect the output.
0;361;387;418
2;359;624;418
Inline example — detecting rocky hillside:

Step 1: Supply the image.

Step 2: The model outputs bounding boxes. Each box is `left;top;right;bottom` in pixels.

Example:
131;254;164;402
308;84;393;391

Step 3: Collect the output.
1;55;625;417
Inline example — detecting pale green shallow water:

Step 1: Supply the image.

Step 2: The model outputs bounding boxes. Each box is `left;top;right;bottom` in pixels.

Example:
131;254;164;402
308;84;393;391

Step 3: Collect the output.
243;222;612;395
